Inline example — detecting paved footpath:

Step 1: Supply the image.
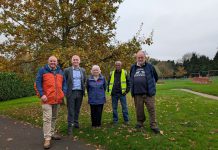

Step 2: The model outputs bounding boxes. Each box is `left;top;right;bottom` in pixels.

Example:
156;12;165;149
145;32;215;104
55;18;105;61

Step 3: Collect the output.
0;116;95;150
173;89;218;100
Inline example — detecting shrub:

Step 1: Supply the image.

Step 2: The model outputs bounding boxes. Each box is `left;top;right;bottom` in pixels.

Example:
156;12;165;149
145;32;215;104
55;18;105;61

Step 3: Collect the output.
0;72;35;101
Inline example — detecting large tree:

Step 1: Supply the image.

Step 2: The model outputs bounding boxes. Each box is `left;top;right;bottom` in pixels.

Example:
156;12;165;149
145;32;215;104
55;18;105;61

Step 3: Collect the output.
175;66;187;77
1;0;151;75
156;61;174;78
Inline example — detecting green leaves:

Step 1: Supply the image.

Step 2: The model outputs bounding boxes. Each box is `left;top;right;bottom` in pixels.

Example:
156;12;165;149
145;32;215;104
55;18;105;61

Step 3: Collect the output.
0;72;35;101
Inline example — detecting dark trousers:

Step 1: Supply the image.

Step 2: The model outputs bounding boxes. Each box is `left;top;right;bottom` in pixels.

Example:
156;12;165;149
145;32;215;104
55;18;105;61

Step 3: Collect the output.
90;104;104;127
134;95;158;129
67;90;83;127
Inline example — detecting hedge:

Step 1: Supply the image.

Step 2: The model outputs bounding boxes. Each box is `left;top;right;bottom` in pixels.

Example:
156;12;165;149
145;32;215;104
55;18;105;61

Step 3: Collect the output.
0;72;35;101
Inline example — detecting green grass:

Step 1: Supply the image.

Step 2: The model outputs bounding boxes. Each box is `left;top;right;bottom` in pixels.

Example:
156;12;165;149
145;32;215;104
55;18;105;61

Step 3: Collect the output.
157;76;218;96
0;78;218;149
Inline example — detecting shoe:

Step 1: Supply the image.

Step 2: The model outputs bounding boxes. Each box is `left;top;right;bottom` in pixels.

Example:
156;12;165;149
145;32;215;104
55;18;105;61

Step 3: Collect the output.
124;121;129;125
135;124;143;129
74;124;80;129
151;128;160;134
51;134;61;140
43;139;51;149
92;125;101;128
113;121;118;125
67;126;73;136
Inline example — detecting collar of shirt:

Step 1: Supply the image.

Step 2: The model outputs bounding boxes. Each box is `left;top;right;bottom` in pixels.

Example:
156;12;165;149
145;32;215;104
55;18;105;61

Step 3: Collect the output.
115;69;121;73
136;63;145;67
48;65;57;71
72;66;80;70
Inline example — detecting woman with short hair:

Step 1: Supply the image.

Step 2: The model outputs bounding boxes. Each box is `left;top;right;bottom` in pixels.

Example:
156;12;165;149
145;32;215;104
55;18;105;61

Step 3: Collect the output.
86;65;107;127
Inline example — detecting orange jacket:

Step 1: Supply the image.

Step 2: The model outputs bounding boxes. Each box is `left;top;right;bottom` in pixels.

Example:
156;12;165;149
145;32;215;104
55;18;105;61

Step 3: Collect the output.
35;64;67;104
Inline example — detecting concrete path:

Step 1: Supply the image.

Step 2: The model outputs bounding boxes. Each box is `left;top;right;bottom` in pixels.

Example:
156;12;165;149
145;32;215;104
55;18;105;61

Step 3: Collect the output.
0;116;95;150
173;89;218;100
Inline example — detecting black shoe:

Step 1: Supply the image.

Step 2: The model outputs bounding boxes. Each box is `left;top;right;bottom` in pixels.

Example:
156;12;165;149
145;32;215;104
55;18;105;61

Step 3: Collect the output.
124;121;129;125
67;126;73;135
135;124;143;129
74;124;80;129
51;134;61;140
151;128;160;134
113;121;118;125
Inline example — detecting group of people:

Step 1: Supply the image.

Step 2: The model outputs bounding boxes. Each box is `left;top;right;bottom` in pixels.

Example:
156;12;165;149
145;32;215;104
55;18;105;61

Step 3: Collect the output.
35;50;160;149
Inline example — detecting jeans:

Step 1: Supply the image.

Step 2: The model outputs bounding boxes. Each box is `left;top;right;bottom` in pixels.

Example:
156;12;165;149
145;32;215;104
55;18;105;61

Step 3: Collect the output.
112;94;129;123
67;90;83;127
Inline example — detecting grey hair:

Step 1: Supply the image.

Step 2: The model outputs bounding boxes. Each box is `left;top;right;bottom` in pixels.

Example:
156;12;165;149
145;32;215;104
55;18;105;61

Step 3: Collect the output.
137;50;146;56
115;61;122;65
91;65;101;74
48;56;57;62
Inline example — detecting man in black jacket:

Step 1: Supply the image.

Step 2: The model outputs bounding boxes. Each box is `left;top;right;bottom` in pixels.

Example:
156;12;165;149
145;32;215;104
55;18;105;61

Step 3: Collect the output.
64;55;86;135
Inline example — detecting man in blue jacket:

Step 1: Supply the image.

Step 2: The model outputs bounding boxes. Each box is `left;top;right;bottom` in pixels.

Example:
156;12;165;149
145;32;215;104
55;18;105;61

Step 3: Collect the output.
130;50;160;134
36;56;67;149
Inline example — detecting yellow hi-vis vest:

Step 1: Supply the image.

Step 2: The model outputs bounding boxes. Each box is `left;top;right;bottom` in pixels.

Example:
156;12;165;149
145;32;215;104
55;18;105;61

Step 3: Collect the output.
109;69;127;94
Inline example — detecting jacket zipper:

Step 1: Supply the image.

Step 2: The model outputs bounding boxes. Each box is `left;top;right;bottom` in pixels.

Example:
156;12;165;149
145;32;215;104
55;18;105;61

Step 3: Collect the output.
54;74;58;102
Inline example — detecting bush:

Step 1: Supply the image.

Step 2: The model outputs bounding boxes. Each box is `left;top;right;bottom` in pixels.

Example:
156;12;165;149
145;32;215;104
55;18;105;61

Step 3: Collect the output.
0;72;35;101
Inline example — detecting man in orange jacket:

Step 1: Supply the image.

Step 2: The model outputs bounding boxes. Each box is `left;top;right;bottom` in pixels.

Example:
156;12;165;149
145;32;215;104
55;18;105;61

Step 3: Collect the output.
36;56;67;149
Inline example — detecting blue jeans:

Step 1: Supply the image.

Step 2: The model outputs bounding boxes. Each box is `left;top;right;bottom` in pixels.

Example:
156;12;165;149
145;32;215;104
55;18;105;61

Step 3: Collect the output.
112;94;129;122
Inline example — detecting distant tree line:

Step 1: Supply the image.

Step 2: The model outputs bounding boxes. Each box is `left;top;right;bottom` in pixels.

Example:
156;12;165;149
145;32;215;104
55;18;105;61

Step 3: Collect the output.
151;51;218;78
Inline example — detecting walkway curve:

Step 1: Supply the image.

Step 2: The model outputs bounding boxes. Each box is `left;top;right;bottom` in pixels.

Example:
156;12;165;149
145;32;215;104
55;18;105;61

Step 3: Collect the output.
172;89;218;100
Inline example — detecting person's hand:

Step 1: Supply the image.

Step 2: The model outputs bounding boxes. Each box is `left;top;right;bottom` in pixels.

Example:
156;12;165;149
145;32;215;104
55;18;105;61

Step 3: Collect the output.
41;95;47;102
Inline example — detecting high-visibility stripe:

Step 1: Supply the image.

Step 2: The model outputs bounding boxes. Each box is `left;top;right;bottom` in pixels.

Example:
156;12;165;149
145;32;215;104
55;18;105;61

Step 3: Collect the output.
109;69;127;94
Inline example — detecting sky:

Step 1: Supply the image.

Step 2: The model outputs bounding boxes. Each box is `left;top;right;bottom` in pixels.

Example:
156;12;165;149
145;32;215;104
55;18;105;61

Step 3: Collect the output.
115;0;218;61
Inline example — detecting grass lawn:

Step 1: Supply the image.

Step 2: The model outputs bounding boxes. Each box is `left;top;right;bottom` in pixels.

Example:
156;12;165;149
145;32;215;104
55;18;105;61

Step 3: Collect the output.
0;78;218;149
157;76;218;96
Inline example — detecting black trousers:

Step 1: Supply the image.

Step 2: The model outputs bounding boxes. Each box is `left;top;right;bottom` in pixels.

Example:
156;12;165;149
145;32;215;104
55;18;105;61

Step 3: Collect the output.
90;104;104;127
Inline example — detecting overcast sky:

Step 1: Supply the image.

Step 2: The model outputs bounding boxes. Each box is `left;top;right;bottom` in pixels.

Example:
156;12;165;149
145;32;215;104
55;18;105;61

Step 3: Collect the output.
115;0;218;61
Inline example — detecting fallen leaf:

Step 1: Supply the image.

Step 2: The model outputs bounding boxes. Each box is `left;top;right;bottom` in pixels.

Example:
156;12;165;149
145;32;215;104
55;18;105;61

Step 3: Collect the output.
73;136;78;141
7;138;13;142
160;130;164;135
168;137;176;141
125;135;130;139
128;129;133;133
